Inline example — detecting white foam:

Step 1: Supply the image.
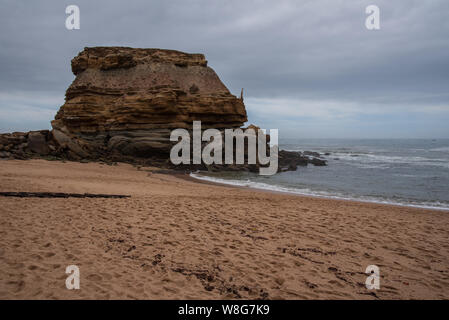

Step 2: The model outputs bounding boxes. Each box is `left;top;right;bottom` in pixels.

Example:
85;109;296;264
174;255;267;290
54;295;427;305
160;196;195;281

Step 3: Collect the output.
190;173;449;211
282;149;449;169
430;146;449;152
328;152;449;169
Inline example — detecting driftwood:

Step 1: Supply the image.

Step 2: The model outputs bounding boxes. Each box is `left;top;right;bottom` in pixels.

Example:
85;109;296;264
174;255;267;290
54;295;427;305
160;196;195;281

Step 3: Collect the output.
0;192;130;198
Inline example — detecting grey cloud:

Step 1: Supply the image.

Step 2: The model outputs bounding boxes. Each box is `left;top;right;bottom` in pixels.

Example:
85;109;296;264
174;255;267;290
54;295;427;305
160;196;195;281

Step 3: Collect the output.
0;0;448;136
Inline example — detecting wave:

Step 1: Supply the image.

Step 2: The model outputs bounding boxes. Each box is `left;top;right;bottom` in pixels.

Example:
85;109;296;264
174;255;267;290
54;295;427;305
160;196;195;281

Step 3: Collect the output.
281;148;449;168
430;146;449;152
327;152;449;169
190;173;449;211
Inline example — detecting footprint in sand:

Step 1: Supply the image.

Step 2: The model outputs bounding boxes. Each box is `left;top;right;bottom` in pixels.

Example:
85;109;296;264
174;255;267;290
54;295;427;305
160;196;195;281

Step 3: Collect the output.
43;252;56;258
86;274;103;281
7;280;25;293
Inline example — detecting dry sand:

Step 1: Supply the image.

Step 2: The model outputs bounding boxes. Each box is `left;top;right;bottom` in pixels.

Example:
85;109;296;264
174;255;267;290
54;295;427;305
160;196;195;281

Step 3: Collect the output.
0;159;448;299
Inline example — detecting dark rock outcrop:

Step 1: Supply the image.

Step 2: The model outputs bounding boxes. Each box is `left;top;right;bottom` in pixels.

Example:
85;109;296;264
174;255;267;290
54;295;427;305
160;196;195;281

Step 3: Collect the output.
277;150;326;172
0;130;56;160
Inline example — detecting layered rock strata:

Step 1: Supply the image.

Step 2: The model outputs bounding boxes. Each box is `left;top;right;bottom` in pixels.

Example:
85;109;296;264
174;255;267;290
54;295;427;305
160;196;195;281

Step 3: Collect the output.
0;47;326;171
51;47;247;160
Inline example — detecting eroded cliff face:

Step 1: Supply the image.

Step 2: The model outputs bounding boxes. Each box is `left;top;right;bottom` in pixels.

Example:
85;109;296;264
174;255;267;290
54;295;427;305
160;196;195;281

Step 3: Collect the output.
51;47;247;159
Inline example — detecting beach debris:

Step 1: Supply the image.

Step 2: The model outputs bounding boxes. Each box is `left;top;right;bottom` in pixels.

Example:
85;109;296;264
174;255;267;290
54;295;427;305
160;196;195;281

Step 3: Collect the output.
0;192;130;198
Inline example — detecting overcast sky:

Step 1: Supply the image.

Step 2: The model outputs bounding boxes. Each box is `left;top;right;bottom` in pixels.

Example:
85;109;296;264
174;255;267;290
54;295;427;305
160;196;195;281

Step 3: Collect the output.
1;0;448;138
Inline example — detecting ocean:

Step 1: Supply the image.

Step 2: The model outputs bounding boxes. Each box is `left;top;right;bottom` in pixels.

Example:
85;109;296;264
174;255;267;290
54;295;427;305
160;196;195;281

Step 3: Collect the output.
191;138;449;211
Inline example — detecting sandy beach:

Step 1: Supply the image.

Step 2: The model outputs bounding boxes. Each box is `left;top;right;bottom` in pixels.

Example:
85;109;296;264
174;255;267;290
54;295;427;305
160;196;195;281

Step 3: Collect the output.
0;159;448;299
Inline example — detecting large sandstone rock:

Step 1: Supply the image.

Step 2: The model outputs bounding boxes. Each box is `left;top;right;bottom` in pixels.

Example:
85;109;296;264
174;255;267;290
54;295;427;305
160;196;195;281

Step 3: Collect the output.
51;47;247;159
0;47;326;171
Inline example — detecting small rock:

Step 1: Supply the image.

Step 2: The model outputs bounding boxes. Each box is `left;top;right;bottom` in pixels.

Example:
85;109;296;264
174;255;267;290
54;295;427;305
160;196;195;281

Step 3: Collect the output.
275;277;285;285
18;142;28;150
310;158;326;166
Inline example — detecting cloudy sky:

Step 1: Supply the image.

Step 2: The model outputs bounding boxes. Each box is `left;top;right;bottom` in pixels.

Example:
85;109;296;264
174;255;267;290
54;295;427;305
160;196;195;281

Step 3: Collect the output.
1;0;448;138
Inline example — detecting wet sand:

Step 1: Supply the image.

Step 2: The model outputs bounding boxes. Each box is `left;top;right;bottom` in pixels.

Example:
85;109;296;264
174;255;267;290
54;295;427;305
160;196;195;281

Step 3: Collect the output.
0;159;448;299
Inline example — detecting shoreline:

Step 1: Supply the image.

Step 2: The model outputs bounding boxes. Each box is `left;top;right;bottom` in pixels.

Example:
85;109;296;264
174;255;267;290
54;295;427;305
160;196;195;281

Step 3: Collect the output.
1;159;448;299
186;172;448;213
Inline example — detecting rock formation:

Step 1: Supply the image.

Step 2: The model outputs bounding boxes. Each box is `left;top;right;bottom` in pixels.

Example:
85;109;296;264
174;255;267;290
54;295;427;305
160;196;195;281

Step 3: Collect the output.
0;130;54;160
0;46;326;171
51;47;247;161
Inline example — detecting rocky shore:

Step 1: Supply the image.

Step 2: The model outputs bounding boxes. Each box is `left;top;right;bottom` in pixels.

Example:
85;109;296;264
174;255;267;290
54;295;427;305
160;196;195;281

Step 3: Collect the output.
0;47;326;172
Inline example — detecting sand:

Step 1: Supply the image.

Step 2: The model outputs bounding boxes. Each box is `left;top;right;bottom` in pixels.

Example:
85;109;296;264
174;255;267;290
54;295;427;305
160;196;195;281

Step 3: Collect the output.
0;159;448;299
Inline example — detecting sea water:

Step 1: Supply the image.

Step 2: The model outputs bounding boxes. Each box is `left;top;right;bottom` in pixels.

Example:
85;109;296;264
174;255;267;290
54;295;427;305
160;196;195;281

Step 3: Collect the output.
191;139;449;211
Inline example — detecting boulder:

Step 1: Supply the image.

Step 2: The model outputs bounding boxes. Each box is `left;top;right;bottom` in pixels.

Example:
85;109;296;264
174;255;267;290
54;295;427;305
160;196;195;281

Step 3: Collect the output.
52;129;88;158
27;131;50;155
